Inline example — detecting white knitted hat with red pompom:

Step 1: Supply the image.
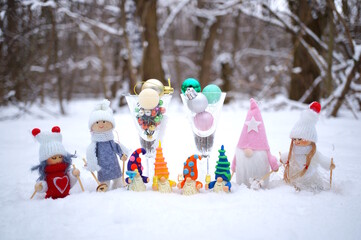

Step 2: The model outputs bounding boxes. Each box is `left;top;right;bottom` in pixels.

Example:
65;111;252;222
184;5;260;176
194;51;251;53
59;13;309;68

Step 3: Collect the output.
290;101;321;143
32;126;67;162
88;99;115;130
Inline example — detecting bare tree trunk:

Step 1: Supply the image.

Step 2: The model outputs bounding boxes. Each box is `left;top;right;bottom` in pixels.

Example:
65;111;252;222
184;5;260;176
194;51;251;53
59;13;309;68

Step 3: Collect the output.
136;0;165;82
326;3;334;97
50;7;65;115
121;0;137;89
199;17;220;87
169;7;181;91
4;0;21;102
221;61;232;104
95;44;109;99
288;0;327;103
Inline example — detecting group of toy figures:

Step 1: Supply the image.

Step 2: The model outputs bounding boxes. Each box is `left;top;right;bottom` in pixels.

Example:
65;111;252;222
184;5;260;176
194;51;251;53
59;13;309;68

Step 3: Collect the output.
31;98;335;199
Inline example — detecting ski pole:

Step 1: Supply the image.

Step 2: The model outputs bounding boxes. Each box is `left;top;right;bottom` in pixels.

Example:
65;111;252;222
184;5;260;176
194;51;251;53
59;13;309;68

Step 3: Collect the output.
72;164;84;192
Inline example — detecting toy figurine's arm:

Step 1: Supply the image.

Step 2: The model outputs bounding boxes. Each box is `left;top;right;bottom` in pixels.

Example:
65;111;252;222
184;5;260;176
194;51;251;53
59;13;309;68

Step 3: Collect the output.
208;181;215;190
196;181;203;189
231;155;236;173
113;142;123;156
142;176;149;183
36;180;48;193
315;151;333;170
280;152;289;165
68;168;78;188
225;181;232;191
125;177;130;184
267;152;279;171
86;144;101;172
168;180;176;187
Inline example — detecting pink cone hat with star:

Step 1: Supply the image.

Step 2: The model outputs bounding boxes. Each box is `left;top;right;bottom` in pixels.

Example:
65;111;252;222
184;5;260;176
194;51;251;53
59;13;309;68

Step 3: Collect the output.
233;98;278;171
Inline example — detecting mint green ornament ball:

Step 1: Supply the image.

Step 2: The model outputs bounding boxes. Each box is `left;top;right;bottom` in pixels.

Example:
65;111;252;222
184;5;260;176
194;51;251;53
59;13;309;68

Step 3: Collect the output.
181;78;201;93
202;84;221;104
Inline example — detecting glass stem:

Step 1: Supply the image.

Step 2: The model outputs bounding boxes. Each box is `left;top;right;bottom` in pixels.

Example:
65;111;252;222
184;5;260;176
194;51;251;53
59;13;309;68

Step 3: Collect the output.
207;155;209;175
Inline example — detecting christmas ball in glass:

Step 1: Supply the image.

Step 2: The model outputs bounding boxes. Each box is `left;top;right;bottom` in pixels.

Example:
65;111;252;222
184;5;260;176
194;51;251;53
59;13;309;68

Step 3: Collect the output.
202;84;221;104
141;79;164;96
186;93;208;113
181;78;201;93
194;111;214;131
138;89;160;110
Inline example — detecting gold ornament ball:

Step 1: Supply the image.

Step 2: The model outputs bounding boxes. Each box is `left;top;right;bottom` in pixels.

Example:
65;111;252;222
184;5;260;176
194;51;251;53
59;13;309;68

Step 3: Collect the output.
141;79;164;96
138;88;160;110
149;125;156;131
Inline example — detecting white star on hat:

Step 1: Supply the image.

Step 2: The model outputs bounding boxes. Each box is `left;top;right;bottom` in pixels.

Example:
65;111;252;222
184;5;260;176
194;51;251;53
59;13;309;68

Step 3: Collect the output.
245;116;261;133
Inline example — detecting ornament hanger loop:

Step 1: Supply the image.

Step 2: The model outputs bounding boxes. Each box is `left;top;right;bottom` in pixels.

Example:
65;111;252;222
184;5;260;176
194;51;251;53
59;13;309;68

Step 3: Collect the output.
133;81;145;95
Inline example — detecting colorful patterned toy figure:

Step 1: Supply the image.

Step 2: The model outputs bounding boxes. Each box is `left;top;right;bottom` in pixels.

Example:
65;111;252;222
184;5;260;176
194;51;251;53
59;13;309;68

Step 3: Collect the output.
205;145;231;193
31;126;80;199
126;148;149;191
152;141;176;193
177;155;203;195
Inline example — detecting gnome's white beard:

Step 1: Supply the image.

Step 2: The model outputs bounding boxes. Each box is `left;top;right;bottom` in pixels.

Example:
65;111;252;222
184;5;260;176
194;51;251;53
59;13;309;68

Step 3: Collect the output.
182;180;197;195
235;148;270;187
158;180;172;193
213;181;226;193
129;175;146;192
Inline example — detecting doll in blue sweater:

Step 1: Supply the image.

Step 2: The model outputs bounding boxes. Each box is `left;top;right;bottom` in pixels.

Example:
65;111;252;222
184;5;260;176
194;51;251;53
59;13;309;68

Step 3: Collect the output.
86;99;128;190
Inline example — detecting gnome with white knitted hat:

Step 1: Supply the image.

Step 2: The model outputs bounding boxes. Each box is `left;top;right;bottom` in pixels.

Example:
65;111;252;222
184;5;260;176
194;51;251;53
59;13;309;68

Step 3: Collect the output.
31;126;80;199
86;99;129;190
280;101;335;191
231;98;279;188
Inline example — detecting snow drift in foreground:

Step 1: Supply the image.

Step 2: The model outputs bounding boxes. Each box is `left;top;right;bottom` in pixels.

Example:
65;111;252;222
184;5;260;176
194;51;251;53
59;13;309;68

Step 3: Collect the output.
0;98;360;240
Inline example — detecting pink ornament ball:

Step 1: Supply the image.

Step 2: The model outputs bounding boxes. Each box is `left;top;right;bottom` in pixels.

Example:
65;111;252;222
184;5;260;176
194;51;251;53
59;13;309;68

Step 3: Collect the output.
193;111;214;131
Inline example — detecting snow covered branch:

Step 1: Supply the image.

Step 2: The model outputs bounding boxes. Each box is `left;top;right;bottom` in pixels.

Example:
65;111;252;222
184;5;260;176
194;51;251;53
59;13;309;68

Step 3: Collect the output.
159;0;191;37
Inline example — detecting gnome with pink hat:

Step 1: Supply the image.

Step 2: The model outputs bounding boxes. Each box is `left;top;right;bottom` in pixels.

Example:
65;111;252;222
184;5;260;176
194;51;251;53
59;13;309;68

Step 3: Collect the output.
280;102;335;191
231;98;279;187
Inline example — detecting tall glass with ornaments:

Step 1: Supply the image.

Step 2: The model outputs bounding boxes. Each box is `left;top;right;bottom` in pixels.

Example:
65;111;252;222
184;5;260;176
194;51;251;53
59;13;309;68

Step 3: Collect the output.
125;79;173;178
180;78;226;185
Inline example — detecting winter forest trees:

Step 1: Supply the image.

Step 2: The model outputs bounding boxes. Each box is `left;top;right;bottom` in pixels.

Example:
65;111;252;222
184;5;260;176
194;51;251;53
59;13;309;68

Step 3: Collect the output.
1;0;360;117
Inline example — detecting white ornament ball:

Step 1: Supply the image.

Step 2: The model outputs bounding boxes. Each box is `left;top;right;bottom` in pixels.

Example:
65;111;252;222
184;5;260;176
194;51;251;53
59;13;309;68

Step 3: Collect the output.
138;89;160;110
144;109;151;116
187;93;208;113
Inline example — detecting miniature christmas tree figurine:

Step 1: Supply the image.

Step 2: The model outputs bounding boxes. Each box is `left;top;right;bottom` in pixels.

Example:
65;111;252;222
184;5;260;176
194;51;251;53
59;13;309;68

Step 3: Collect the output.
177;155;203;195
152;141;176;193
126;148;149;191
206;145;231;193
31;126;80;199
280;102;335;191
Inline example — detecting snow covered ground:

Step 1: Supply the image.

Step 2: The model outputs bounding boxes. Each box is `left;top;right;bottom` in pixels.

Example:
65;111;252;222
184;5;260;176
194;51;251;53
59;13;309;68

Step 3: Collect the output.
1;98;361;240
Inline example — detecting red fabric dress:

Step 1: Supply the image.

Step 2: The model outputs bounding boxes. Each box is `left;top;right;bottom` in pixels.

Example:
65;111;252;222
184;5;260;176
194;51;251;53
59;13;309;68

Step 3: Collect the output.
44;163;71;199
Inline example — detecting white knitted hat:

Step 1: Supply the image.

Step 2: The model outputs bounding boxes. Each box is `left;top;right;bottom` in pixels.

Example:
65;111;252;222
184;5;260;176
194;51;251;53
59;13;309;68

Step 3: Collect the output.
88;99;115;130
290;102;321;143
32;126;68;162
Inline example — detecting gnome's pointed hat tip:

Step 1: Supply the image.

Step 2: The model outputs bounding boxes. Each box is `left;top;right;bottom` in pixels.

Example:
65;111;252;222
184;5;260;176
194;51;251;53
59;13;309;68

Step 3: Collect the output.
249;98;259;110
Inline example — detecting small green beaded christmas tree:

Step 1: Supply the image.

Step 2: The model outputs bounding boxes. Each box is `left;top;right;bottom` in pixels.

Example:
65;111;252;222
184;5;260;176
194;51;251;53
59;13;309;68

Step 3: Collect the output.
215;145;231;181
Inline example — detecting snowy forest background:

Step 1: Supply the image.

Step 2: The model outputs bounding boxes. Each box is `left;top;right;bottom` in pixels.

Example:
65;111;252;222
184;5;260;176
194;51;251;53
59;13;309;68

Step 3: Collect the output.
1;0;361;117
1;2;361;239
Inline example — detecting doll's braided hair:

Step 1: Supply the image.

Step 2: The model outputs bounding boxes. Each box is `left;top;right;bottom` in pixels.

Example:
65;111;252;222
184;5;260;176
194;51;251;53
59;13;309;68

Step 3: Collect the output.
284;141;316;183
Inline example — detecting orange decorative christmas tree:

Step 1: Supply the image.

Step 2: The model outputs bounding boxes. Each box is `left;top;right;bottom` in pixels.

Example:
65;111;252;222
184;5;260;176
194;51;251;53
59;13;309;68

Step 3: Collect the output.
152;141;176;192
